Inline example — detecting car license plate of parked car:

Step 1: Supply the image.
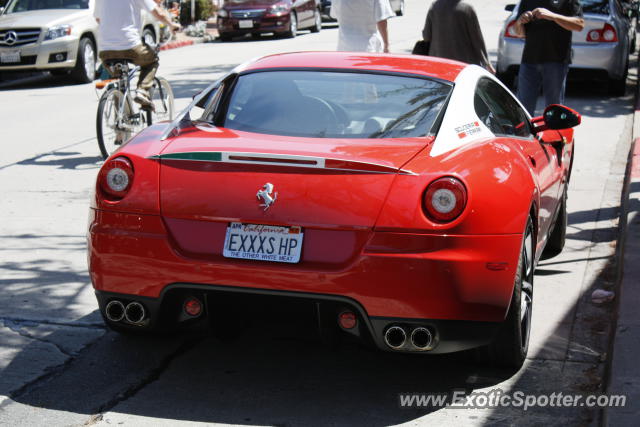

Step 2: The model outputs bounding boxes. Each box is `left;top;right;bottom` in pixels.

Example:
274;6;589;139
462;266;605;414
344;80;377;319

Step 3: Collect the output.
238;19;253;28
223;222;304;263
0;50;20;63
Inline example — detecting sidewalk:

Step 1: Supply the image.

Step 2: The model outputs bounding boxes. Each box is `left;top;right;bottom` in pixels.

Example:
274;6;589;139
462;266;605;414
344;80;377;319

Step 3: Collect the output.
159;18;219;51
604;72;640;423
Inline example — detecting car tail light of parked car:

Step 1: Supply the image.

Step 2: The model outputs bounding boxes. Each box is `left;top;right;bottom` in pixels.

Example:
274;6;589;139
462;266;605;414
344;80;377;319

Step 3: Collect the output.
99;157;134;200
587;23;618;42
503;20;521;38
422;177;468;223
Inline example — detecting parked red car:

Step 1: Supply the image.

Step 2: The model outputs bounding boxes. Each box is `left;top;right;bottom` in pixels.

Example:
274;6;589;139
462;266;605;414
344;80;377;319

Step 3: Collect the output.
217;0;322;41
88;52;580;368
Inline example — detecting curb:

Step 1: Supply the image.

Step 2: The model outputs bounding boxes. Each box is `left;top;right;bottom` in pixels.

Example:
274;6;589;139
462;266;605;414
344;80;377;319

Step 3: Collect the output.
602;55;640;425
159;39;198;50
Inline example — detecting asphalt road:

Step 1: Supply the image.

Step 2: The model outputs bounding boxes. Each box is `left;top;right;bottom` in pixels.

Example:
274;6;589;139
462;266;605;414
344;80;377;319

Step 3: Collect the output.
0;1;635;425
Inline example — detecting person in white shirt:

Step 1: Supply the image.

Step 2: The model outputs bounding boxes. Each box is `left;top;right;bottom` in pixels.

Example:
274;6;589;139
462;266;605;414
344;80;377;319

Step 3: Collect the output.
94;0;179;108
330;0;394;53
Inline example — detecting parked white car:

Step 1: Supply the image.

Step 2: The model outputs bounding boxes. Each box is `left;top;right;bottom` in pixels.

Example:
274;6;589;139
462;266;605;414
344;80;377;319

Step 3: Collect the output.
0;0;162;83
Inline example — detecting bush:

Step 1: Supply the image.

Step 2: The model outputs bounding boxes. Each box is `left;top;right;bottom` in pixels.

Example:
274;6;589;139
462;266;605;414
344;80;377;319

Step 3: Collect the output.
180;0;213;25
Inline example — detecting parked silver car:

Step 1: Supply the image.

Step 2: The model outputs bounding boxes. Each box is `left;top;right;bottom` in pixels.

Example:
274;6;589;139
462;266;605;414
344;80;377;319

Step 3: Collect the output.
496;0;637;95
0;0;162;83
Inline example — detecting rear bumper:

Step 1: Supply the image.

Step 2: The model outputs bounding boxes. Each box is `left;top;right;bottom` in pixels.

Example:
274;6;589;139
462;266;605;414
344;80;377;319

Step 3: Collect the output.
0;36;79;71
497;38;628;80
95;286;501;354
88;209;521;351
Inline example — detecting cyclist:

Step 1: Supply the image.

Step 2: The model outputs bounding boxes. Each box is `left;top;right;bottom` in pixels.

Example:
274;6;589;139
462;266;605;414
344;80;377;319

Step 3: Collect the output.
94;0;180;109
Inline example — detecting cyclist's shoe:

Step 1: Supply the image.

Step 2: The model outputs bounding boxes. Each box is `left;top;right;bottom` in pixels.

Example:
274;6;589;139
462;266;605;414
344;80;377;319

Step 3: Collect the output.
134;90;155;111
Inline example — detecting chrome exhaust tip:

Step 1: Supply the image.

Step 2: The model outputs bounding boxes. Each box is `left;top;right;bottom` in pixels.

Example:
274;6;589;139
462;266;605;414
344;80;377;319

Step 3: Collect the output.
410;327;434;350
124;302;146;325
384;325;407;349
105;300;125;322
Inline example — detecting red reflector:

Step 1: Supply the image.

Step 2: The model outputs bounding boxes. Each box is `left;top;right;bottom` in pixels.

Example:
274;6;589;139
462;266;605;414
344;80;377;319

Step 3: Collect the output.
338;311;357;329
184;298;202;316
486;262;509;271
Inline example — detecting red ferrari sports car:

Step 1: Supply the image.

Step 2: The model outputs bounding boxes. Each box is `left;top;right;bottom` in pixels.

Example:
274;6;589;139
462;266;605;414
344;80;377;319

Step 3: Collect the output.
88;52;580;367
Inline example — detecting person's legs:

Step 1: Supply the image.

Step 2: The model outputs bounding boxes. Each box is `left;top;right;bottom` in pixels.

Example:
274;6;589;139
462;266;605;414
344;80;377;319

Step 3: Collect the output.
131;43;159;106
541;62;569;107
517;63;542;116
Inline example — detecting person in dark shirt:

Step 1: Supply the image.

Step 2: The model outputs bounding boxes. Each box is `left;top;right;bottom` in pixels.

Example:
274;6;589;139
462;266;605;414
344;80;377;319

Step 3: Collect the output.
422;0;495;73
514;0;584;115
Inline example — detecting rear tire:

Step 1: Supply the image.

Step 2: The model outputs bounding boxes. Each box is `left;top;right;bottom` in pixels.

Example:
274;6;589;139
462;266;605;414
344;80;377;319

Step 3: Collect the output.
476;218;534;368
219;33;232;42
497;69;517;90
609;63;628;96
71;37;96;83
542;187;567;259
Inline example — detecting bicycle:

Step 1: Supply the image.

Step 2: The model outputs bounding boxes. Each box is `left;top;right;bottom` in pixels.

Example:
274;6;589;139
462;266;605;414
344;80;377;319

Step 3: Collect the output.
95;58;174;160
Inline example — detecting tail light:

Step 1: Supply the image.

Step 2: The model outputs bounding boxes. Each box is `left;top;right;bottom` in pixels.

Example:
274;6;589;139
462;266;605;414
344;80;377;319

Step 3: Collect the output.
504;20;522;38
587;23;618;42
423;177;467;223
99;156;134;200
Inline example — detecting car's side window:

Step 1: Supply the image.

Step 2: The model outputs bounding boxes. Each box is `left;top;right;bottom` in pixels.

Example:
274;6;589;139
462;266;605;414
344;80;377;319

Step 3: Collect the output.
476;78;532;138
474;90;505;134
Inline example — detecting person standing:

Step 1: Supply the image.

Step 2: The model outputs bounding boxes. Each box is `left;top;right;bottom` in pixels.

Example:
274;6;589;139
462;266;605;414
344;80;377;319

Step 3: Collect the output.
421;0;495;73
514;0;584;115
330;0;395;53
94;0;179;108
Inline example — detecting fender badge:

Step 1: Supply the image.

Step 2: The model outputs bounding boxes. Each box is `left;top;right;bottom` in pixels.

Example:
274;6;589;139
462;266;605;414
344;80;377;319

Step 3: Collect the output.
257;183;278;211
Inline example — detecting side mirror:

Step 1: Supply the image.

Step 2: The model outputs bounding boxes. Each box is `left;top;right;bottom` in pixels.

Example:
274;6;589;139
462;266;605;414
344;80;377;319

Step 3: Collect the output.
532;104;581;132
505;4;515;12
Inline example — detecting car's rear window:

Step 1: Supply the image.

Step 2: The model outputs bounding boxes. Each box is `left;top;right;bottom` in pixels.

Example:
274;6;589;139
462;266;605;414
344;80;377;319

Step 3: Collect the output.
581;0;610;15
6;0;89;13
222;70;451;139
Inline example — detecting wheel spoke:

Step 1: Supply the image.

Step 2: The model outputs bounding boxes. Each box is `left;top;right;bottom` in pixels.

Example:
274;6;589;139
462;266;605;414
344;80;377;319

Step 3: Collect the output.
524;228;533;277
520;289;532;323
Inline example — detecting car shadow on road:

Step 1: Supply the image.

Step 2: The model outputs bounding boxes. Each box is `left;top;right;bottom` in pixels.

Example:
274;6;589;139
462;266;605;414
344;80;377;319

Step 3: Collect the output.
3;310;518;425
0;72;88;91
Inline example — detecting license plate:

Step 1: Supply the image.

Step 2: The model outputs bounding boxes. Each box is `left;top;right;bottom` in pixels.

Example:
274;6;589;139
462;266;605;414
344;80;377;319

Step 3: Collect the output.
0;50;20;63
238;19;253;28
223;222;304;263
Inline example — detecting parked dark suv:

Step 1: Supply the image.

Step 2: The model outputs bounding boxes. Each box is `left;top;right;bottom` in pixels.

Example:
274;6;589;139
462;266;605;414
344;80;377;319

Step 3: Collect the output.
217;0;322;41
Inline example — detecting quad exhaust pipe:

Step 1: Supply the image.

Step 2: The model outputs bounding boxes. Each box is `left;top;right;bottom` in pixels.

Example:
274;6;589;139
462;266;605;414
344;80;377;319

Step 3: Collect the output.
105;300;125;322
410;327;434;350
105;300;146;325
124;302;146;325
384;325;435;351
384;326;407;349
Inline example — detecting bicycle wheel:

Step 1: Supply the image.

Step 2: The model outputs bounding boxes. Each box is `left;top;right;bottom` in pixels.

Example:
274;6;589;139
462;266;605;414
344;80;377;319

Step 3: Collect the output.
147;77;174;125
96;88;146;159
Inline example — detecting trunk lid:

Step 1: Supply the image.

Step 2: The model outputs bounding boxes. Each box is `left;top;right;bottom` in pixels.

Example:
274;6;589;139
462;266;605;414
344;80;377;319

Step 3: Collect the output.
158;128;430;229
157;127;431;265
